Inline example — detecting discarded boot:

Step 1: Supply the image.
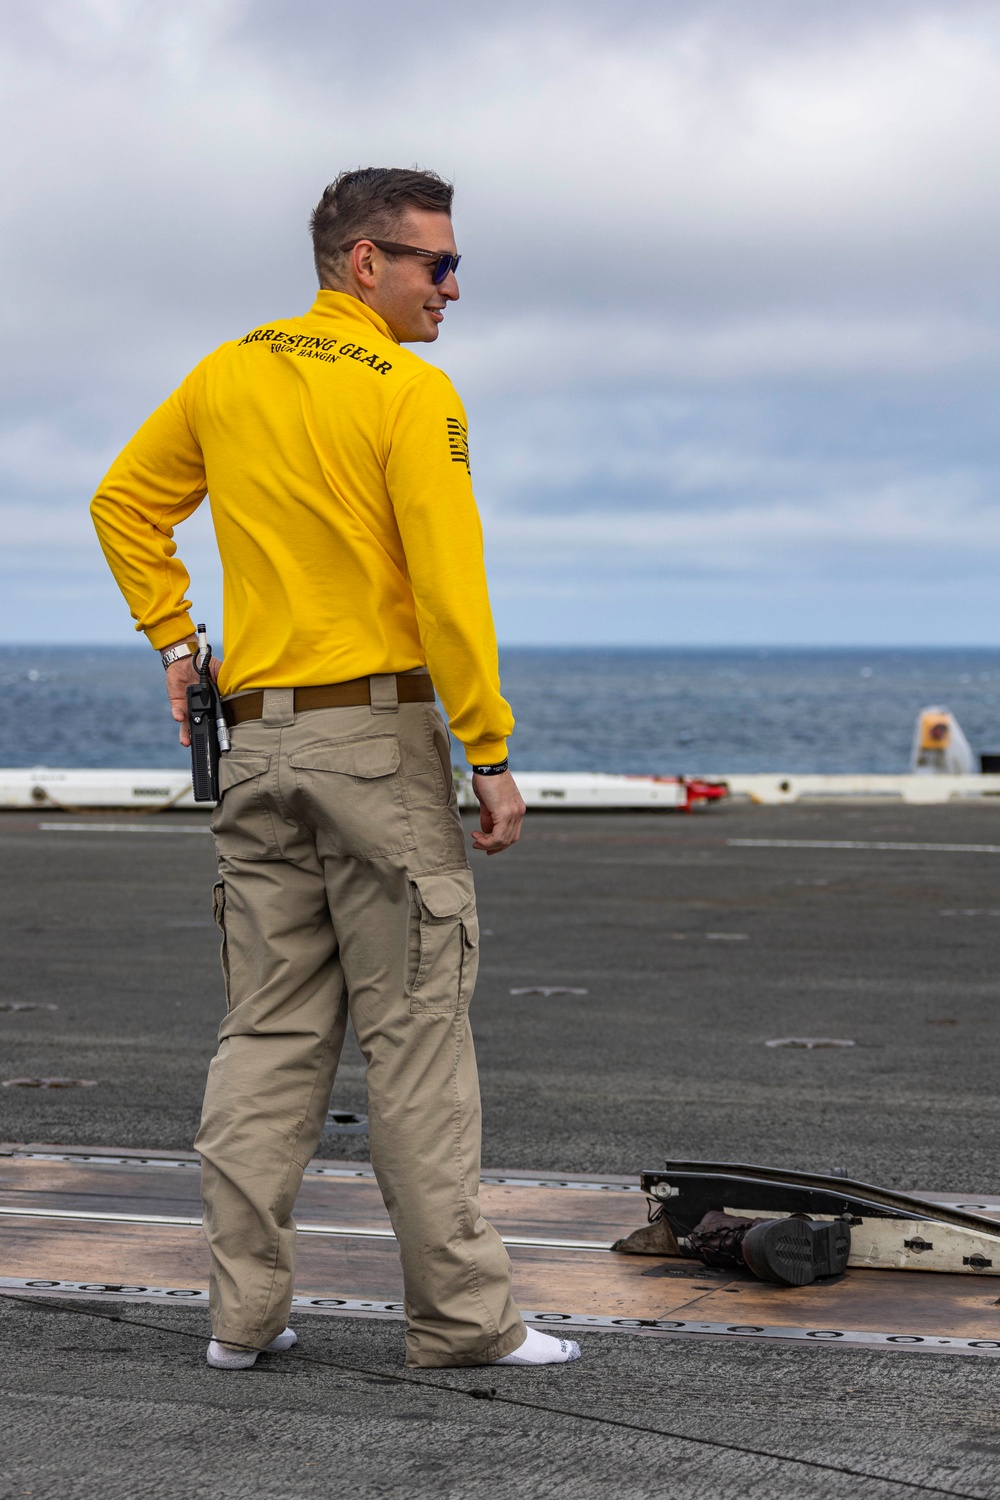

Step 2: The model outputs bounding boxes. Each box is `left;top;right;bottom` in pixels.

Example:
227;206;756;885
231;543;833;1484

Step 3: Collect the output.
687;1210;850;1286
743;1216;852;1285
686;1209;758;1268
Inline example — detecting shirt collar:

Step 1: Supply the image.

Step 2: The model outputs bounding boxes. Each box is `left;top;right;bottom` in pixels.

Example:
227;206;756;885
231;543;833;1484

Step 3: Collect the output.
307;290;399;346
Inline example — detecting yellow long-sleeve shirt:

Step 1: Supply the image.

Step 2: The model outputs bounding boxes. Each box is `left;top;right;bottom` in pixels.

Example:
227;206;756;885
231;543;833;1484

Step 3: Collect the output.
90;291;512;764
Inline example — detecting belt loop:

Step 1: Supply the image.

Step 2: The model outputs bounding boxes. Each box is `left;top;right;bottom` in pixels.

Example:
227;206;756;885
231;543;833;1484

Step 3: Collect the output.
369;674;399;715
262;688;295;726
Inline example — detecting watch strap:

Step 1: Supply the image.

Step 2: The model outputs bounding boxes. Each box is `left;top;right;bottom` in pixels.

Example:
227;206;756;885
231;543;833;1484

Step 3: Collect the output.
160;640;197;670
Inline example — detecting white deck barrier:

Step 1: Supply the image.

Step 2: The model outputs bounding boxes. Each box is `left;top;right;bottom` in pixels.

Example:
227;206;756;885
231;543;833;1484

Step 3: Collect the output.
722;772;1000;806
0;766;694;813
0;768;200;811
452;770;690;810
2;765;1000;812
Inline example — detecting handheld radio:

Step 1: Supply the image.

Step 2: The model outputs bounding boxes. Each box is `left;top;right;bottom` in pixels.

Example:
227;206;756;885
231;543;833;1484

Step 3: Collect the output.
187;624;230;802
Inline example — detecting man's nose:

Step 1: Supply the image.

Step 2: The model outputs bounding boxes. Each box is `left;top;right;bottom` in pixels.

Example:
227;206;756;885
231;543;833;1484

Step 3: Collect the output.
440;269;460;301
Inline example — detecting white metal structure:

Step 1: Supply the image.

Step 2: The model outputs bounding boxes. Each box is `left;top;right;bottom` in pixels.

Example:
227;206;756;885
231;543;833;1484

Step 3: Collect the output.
452;770;688;810
723;772;1000;805
2;766;1000;811
0;767;199;811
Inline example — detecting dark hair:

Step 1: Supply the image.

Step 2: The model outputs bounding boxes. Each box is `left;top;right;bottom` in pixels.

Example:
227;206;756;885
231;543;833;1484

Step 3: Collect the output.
310;167;454;286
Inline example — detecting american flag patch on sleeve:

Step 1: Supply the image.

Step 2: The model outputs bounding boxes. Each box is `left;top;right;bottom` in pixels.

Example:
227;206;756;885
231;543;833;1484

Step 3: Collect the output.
446;417;470;471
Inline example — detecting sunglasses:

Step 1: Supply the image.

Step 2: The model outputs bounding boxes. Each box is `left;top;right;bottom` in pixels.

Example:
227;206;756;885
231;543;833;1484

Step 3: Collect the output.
340;238;461;285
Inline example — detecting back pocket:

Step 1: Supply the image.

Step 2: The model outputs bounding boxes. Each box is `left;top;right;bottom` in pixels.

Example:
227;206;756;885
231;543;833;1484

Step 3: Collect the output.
289;734;415;858
406;870;479;1015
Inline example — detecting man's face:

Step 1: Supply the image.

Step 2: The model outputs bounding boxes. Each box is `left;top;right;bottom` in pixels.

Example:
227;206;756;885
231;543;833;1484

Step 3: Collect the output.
368;209;460;343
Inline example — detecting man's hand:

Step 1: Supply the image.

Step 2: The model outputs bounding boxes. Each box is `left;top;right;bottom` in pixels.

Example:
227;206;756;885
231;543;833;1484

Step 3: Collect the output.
166;654;222;747
470;769;526;855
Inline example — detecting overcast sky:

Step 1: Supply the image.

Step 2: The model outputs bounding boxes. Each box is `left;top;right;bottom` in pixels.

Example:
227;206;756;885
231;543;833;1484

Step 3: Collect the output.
3;0;999;646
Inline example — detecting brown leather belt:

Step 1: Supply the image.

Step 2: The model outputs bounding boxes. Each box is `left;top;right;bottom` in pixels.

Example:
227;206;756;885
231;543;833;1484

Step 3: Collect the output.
223;674;435;727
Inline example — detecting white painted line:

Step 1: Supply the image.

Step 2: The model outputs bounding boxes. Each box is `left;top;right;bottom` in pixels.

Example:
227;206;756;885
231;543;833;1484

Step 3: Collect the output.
729;839;1000;854
0;1205;206;1228
39;823;211;835
0;1204;611;1251
501;1234;613;1250
3;1280;998;1354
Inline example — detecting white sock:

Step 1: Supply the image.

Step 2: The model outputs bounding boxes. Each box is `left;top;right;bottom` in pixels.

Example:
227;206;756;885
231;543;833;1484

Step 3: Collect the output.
206;1327;297;1369
265;1328;297;1352
207;1340;257;1369
492;1325;581;1366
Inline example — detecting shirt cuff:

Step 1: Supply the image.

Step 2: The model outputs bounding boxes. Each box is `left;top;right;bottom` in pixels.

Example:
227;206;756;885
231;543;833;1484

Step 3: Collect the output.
464;740;508;767
145;615;197;651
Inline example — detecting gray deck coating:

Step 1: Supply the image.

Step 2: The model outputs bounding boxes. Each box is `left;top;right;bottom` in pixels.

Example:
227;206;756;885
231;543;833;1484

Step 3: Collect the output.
2;801;1000;1497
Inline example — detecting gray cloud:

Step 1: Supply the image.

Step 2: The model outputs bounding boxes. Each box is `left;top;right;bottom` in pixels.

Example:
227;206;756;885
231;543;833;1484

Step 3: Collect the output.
1;0;998;643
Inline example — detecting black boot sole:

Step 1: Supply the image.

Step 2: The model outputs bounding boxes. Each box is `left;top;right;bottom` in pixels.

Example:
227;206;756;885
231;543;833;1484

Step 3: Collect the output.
741;1216;851;1286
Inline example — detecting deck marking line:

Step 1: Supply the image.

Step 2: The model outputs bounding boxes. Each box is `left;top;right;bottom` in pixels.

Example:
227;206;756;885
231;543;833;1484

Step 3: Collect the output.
39;823;211;835
0;1205;611;1251
3;1279;999;1355
729;838;1000;854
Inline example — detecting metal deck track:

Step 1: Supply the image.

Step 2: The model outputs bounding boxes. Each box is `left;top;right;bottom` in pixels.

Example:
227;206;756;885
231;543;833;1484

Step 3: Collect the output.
3;1147;1000;1355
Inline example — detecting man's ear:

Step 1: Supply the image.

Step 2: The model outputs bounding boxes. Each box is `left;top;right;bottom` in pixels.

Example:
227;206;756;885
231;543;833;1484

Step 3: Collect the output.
353;240;378;288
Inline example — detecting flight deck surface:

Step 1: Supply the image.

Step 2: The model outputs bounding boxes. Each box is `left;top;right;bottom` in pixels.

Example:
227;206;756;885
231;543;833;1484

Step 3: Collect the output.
3;802;1000;1497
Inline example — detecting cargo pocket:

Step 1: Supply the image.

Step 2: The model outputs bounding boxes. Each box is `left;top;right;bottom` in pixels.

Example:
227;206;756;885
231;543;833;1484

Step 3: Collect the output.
210;751;278;859
212;879;231;1008
406;870;479;1016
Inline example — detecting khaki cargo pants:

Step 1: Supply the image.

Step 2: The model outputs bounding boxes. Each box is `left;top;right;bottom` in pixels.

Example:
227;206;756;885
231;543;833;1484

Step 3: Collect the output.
194;680;525;1366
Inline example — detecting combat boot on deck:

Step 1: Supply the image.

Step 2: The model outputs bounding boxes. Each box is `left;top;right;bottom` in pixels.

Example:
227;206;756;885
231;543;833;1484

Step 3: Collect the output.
687;1209;851;1286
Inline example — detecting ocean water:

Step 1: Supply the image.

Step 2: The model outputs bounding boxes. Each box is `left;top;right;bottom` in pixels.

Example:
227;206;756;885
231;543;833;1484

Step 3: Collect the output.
1;645;999;776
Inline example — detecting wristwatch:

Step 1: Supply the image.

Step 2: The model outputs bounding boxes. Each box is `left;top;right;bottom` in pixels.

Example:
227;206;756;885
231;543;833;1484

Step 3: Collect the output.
160;639;197;670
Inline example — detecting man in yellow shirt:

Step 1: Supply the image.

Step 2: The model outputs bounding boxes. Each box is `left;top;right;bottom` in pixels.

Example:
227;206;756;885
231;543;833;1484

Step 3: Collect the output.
91;167;580;1371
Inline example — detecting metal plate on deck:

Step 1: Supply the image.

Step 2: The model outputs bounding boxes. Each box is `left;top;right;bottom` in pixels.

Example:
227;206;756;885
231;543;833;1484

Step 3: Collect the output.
642;1161;1000;1275
2;1147;1000;1355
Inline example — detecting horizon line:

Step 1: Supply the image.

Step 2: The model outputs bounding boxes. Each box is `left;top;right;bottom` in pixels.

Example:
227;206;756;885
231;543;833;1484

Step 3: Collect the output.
2;641;1000;653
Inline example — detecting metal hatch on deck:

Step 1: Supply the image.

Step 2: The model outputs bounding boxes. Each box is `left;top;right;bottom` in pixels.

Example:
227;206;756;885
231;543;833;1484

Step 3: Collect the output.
631;1161;1000;1275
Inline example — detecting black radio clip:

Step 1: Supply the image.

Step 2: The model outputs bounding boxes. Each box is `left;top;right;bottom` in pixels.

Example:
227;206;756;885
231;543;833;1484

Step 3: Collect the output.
187;623;230;802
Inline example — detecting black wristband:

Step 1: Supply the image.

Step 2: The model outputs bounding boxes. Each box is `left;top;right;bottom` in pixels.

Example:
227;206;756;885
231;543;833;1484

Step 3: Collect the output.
471;758;509;776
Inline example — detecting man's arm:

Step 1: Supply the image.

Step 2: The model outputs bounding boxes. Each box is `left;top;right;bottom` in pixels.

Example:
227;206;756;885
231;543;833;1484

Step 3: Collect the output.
385;369;512;762
90;368;209;652
385;368;524;852
91;369;214;741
